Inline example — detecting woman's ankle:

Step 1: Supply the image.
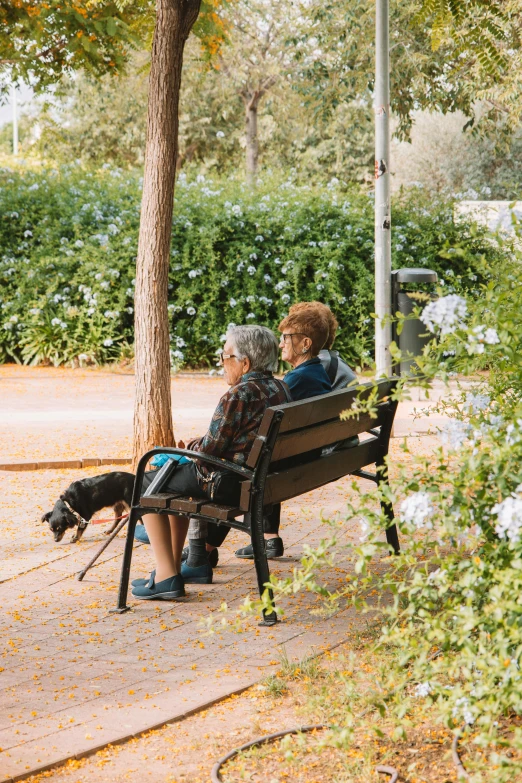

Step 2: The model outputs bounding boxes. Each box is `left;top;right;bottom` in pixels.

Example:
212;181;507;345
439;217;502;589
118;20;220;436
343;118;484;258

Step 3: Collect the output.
155;569;177;582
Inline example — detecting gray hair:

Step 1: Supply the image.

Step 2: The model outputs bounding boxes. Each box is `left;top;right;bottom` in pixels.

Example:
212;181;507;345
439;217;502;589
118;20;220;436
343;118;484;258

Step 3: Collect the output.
226;325;279;372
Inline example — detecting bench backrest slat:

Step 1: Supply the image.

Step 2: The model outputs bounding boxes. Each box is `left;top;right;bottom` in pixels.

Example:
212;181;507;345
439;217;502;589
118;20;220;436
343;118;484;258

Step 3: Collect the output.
240;437;382;508
274;379;394;434
246;379;395;469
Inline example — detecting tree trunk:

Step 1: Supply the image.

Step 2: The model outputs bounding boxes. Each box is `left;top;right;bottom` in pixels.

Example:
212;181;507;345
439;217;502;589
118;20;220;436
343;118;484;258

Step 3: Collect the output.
245;95;259;186
133;0;201;467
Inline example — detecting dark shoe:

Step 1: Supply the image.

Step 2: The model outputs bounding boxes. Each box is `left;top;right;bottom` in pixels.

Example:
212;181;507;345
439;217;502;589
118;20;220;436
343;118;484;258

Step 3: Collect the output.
134;524;150;545
131;569;155;588
181;561;213;584
131;574;185;600
235;537;284;560
181;546;219;568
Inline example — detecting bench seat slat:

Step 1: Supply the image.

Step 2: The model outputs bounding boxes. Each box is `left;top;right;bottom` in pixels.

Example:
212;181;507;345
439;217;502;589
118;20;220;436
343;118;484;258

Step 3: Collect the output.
140;493;181;508
241;437;382;507
199;503;242;521
169;497;205;514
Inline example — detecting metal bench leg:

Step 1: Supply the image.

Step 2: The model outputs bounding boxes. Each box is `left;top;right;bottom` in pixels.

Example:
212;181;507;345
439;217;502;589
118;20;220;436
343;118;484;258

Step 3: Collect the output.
379;484;400;555
111;506;141;613
248;509;277;626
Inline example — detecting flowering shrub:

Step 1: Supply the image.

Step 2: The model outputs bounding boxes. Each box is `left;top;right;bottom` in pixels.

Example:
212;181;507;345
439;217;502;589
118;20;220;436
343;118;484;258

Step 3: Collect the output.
0;164;505;367
262;248;522;778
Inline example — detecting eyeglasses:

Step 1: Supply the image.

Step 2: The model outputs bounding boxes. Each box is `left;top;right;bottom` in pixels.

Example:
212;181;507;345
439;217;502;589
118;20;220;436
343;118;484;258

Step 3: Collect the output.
218;352;238;365
280;332;306;343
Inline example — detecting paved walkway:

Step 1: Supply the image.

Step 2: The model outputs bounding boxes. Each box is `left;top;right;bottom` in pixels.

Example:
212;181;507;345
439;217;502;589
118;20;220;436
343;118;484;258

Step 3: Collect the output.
0;366;459;781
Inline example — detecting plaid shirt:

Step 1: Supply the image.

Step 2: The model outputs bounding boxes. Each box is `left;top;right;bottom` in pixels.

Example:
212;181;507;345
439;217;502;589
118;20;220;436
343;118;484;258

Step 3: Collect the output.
189;371;287;472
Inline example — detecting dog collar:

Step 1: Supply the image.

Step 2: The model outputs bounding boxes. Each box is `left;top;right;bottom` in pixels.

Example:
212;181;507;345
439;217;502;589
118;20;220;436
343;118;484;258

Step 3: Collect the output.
63;499;88;529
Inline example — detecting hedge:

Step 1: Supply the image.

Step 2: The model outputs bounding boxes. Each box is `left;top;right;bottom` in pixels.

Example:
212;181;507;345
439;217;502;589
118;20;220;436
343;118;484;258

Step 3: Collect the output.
0;165;502;368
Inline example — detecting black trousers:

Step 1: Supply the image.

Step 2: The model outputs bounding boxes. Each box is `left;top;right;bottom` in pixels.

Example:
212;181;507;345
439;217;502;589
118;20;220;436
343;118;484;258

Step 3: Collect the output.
141;462;207;498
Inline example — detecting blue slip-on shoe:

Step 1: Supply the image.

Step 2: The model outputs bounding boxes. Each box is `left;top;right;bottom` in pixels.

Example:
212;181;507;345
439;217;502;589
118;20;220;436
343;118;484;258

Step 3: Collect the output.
131;569;155;588
131;574;185;600
181;561;213;584
134;524;150;545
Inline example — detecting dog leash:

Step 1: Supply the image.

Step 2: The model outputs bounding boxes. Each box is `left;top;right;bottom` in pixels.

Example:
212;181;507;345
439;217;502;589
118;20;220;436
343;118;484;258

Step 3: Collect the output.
90;513;128;525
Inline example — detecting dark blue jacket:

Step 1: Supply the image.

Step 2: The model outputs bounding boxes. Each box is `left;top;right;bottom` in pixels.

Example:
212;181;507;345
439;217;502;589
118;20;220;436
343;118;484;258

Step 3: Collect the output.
284;357;332;401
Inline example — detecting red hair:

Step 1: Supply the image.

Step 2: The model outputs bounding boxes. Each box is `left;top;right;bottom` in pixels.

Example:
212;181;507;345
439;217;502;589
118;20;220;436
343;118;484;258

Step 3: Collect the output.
278;304;329;356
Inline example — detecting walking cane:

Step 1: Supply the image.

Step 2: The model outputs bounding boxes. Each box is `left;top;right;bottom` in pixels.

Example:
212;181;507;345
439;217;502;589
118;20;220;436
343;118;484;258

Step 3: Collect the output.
77;515;129;581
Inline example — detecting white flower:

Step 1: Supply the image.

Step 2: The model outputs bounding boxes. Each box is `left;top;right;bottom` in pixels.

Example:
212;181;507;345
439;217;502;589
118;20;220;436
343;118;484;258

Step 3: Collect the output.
359;520;370;542
51;317;61;326
484;328;500;344
439;420;470;451
246;312;256;319
420;294;467;336
74;239;84;248
216;131;225;138
465;392;490;414
100;281;110;290
171;349;184;361
264;274;272;283
493;494;522;543
188;269;202;279
281;294;291;304
103;338;113;347
400;491;434;530
29;308;40;316
186;307;196;316
466;325;501;355
28;183;39;191
23;230;33;238
453;697;475;725
255;235;264;242
78;353;88;362
248;266;256;275
229;298;237;307
415;682;432;697
231;205;242;216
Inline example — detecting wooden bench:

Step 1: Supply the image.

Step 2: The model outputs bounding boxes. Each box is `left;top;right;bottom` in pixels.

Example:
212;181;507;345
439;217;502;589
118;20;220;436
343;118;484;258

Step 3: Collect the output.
114;379;399;625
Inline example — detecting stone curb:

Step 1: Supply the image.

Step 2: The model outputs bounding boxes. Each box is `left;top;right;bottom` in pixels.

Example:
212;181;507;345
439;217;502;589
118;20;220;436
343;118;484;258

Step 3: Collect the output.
5;684;253;783
0;458;132;472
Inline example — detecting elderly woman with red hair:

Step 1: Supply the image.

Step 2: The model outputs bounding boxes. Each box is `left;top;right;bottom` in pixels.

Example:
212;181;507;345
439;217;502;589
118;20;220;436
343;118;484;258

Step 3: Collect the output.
277;304;333;400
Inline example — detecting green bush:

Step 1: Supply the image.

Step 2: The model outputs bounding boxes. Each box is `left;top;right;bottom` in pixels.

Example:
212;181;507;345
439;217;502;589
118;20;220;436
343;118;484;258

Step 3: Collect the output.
0;164;505;367
260;246;522;778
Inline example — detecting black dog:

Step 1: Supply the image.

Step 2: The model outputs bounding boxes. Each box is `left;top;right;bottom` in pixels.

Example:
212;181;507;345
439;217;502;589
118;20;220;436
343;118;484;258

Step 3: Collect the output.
42;471;135;543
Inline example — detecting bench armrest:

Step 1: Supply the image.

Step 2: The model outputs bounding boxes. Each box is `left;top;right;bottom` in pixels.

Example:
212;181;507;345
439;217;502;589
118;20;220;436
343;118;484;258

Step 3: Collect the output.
135;446;253;483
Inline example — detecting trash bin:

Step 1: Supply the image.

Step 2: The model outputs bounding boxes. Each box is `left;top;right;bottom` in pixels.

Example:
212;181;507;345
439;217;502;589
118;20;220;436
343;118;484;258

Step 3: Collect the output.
391;268;438;376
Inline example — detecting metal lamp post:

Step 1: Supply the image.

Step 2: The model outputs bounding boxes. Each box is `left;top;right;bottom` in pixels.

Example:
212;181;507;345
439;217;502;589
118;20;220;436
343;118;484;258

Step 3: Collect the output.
11;85;18;156
374;0;392;377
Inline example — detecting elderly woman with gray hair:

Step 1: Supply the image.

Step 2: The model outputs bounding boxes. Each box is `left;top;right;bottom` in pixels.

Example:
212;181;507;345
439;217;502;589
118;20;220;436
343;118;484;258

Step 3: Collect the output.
131;325;288;601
